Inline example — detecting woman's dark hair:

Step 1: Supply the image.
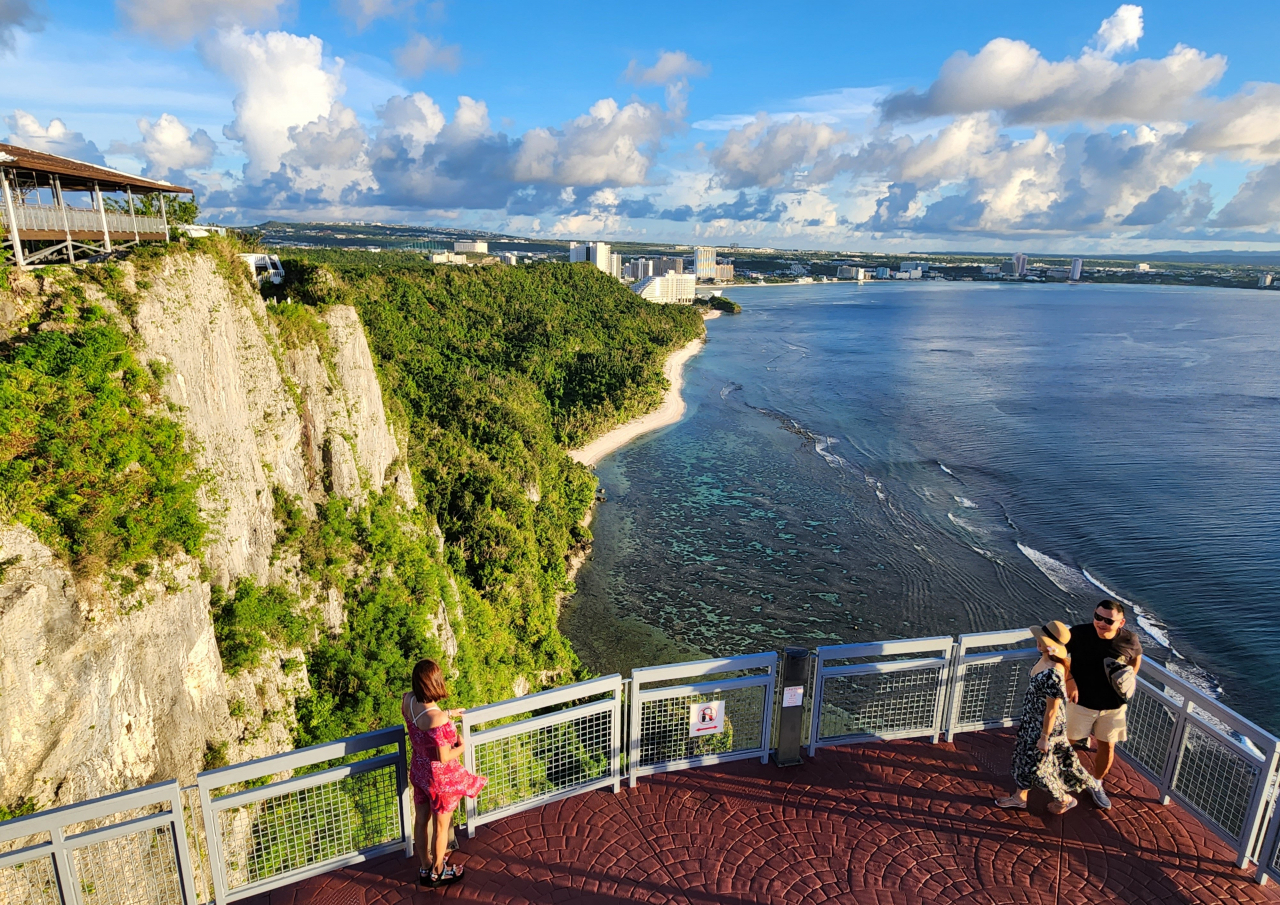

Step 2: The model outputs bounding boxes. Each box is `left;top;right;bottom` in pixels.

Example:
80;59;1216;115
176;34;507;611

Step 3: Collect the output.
412;659;448;703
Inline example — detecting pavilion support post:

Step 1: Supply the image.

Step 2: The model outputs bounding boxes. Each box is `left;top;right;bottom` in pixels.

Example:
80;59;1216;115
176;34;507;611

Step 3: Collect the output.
127;188;139;243
159;193;169;243
94;180;112;253
0;167;25;268
54;174;74;264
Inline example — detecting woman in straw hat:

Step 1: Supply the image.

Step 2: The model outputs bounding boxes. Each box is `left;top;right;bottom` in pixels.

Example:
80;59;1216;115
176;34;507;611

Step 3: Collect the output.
995;621;1103;814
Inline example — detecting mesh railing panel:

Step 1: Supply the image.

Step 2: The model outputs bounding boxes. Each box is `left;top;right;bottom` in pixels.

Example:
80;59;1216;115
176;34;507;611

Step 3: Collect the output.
1172;723;1261;841
817;667;942;741
214;763;400;891
72;826;184;905
955;659;1031;727
1119;687;1178;780
0;854;60;905
471;709;614;818
637;685;766;769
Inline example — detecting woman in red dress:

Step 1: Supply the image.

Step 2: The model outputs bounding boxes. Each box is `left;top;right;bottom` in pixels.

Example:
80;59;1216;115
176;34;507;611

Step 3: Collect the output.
402;659;487;887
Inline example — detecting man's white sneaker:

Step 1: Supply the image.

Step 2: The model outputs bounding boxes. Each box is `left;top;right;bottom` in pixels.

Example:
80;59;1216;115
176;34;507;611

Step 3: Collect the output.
1091;786;1112;809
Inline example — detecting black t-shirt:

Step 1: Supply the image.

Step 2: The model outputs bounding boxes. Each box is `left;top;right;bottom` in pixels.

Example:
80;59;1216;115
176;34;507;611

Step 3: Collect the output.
1066;624;1142;711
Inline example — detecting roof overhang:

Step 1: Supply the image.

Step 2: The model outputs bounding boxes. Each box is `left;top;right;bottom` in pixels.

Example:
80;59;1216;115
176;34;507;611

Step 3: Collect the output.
0;142;194;195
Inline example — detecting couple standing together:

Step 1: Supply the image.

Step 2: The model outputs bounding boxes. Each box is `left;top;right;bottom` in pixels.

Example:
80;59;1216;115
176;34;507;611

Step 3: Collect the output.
997;599;1142;815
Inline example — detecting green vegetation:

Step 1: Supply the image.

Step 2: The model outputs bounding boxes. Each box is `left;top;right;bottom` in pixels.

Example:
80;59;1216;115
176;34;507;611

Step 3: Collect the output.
210;578;311;676
0;303;205;577
275;253;702;742
710;297;742;314
0;797;38;821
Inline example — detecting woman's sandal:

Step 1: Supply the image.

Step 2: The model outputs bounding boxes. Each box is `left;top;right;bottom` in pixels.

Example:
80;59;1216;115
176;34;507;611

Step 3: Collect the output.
428;860;464;887
994;796;1028;810
1048;796;1078;815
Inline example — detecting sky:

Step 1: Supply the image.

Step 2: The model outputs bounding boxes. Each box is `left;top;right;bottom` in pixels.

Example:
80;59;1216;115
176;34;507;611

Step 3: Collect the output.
3;1;1280;252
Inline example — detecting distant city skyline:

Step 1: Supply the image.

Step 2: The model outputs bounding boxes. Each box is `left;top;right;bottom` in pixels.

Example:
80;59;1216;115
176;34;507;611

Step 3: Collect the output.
3;2;1279;251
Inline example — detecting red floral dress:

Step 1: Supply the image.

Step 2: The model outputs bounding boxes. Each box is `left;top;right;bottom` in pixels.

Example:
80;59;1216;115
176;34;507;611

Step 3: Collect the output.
407;708;487;814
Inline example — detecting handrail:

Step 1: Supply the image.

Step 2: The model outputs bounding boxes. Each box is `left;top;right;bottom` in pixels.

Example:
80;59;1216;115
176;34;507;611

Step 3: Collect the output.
629;651;777;787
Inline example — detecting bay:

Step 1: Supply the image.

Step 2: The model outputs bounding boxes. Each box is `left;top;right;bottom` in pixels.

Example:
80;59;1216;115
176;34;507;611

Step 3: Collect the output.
562;281;1280;731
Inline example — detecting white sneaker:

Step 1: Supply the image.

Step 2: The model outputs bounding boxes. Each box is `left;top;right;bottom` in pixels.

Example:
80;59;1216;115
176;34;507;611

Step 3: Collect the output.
1091;786;1112;810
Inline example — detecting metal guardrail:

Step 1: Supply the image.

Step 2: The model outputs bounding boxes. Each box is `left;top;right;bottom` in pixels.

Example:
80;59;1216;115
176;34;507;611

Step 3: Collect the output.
628;652;777;786
0;203;165;236
1107;660;1280;870
7;634;1280;896
944;628;1040;741
195;726;410;903
460;674;623;837
0;780;199;905
808;637;954;755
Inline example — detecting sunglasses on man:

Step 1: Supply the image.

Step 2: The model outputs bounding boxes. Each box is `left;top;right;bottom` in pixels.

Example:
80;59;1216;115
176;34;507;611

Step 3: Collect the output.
1093;611;1120;626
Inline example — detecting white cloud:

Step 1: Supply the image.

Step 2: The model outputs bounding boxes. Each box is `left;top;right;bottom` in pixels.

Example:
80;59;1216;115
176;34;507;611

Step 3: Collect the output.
710;114;846;189
117;0;292;44
513;97;664;187
1180;83;1280;161
394;32;460;78
334;0;412;31
109;113;217;179
1093;4;1143;58
623;50;709;87
201;28;342;181
0;0;44;54
4;109;104;163
1213;164;1280;228
879;6;1224;126
375;92;445;157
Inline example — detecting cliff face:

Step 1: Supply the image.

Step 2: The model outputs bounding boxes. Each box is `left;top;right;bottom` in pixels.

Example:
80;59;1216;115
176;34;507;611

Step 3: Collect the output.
0;251;425;810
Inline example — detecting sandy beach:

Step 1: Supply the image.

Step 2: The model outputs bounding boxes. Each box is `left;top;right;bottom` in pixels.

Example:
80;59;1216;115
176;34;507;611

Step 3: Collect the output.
569;310;719;468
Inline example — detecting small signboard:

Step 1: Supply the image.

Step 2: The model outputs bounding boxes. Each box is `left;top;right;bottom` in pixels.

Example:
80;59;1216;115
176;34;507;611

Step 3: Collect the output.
782;685;804;708
689;700;725;737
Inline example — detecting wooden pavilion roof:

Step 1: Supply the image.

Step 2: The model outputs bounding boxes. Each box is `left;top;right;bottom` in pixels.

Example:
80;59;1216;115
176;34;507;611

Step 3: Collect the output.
0;142;193;194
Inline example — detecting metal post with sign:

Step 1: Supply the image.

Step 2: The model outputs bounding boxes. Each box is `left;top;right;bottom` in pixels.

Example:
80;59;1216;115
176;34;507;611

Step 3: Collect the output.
773;647;810;766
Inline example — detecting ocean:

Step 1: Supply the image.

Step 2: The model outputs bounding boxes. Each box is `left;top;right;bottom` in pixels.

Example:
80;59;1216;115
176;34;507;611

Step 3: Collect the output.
561;281;1280;732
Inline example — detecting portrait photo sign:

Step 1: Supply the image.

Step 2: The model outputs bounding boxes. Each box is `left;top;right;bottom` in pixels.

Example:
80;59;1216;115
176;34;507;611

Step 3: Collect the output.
689;700;725;738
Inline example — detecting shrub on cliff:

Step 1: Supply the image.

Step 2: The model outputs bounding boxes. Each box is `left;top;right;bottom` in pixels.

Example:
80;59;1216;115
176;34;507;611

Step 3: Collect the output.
0;305;205;576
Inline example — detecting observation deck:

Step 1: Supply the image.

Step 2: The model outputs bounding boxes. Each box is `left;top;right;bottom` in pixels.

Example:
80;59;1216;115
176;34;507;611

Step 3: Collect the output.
242;731;1278;905
5;630;1280;905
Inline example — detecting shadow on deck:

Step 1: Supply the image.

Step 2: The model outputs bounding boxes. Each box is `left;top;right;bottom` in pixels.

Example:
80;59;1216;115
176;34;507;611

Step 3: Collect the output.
244;731;1279;905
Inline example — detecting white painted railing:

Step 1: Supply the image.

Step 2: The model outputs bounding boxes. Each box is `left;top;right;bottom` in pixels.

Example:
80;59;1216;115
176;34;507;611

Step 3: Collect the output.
195;726;410;903
628;652;777;786
0;203;164;236
6;633;1280;900
0;780;199;905
460;674;623;837
808;637;953;754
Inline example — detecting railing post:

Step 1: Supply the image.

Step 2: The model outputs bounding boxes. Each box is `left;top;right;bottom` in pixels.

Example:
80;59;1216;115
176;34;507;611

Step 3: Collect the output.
1240;742;1280;870
198;783;229;905
462;711;478;838
611;680;623;793
127;187;140;243
94;180;112;253
0;168;25;268
49;826;84;905
943;640;964;743
53;174;74;264
629;671;642;788
397;730;414;858
933;640;959;743
166;783;201;905
159;192;169;243
807;649;824;758
1160;694;1194;806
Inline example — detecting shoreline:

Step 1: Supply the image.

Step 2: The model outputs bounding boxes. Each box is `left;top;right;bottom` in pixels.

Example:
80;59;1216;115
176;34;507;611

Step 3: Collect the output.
568;309;718;469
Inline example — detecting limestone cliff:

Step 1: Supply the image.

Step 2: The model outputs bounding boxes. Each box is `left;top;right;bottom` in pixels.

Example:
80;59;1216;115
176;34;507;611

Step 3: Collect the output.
0;250;442;811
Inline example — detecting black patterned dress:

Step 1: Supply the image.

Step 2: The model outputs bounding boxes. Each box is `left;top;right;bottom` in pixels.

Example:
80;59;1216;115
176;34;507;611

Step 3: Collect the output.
1011;666;1097;799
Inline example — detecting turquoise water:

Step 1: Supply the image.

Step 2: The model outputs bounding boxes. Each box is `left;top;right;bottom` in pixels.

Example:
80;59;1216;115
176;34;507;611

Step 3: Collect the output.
563;281;1280;732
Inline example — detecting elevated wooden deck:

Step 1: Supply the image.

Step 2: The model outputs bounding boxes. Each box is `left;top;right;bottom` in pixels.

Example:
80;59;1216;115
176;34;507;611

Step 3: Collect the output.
240;731;1279;905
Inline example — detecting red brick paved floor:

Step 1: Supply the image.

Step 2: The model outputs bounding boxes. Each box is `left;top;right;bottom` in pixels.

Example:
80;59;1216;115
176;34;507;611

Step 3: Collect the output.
245;732;1280;905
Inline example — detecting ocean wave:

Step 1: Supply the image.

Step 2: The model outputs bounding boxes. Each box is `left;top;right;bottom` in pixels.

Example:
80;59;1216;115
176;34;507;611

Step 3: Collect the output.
938;462;955;476
1017;543;1096;595
948;512;987;535
1081;569;1179;656
813;435;851;470
719;382;743;399
953;496;978;509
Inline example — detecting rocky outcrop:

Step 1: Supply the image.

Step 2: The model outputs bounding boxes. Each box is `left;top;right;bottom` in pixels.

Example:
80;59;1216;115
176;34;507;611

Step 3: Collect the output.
0;251;425;811
0;526;223;807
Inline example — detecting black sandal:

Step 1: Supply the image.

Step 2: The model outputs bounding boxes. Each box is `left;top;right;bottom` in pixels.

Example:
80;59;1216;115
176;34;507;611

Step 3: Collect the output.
429;861;464;887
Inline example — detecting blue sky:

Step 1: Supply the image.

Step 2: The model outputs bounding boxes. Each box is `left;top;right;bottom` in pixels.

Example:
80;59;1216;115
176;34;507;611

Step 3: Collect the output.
3;1;1280;250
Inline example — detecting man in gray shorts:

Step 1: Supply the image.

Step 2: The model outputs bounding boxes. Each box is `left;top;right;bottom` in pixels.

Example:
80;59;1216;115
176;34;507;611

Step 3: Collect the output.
1065;599;1143;810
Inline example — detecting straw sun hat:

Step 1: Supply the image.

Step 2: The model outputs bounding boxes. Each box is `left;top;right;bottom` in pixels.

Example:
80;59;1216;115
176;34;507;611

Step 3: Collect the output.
1030;621;1071;658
